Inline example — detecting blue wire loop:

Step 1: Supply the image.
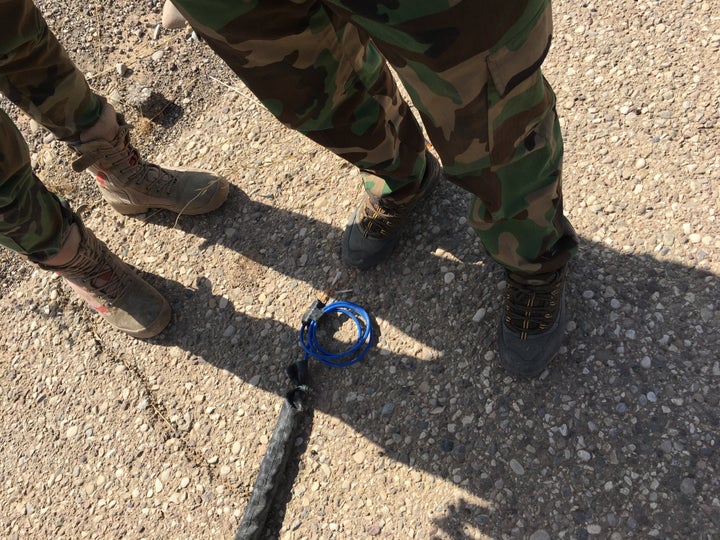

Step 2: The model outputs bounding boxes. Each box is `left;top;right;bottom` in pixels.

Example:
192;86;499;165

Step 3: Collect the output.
298;301;373;367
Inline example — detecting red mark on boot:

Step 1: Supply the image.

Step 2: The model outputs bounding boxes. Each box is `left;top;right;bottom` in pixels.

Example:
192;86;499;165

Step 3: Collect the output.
95;269;114;286
96;172;108;187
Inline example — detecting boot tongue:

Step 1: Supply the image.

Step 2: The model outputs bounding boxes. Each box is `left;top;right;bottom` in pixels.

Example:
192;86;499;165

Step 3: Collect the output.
72;152;99;172
71;125;132;172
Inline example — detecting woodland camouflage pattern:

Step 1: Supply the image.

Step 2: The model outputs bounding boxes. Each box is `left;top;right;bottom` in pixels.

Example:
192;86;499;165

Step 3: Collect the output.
171;0;577;273
0;0;577;272
0;0;101;259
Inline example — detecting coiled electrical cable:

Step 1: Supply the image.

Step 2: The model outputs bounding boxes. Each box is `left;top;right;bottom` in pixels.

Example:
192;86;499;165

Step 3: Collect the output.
298;300;373;367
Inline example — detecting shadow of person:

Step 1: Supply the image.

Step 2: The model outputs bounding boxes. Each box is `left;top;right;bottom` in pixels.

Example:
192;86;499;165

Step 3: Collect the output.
139;200;719;537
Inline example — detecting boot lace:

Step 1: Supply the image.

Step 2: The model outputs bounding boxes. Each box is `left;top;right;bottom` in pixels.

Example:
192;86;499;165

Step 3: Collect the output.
504;269;564;340
358;198;407;238
57;235;130;305
75;126;178;195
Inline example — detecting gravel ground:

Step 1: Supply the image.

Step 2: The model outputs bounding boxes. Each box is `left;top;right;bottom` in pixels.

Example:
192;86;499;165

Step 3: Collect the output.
1;1;719;539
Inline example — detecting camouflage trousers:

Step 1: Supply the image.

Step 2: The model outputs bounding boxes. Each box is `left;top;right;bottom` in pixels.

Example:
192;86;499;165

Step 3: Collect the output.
172;0;577;273
0;0;102;260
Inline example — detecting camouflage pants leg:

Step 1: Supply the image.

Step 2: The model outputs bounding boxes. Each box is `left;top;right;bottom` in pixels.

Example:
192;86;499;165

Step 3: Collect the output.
0;0;101;259
0;109;71;259
172;0;578;273
0;0;102;141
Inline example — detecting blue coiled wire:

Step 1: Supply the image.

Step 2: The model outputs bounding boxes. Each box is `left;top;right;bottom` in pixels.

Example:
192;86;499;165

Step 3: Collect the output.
298;300;373;367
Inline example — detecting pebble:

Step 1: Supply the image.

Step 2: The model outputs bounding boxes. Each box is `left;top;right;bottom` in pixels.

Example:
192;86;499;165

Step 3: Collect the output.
647;391;658;403
381;403;395;416
66;425;78;439
529;530;551;540
443;272;455;284
509;459;525;475
680;478;696;495
578;450;592;462
440;439;454;452
223;325;236;337
472;308;487;322
641;356;652;369
352;451;365;464
587;524;602;535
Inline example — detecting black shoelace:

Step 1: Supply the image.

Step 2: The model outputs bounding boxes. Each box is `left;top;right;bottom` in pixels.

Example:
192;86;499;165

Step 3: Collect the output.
504;269;564;339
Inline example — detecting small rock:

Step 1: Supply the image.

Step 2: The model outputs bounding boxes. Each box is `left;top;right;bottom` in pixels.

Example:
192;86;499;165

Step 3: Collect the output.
440;439;454;452
472;308;487;322
223;325;236;337
509;459;525;475
352;451;365;464
680;477;696;495
443;272;455;284
529;530;551;540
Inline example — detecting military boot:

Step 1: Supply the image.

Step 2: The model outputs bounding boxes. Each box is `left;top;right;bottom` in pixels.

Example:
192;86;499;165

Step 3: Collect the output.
71;115;229;216
497;267;568;378
342;152;442;270
39;220;171;338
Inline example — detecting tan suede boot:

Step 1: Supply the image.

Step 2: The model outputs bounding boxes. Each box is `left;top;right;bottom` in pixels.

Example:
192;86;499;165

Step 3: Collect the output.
71;116;229;216
39;220;171;338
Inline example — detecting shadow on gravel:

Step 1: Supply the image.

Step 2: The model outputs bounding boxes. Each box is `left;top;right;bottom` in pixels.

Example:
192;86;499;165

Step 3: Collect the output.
145;182;719;537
